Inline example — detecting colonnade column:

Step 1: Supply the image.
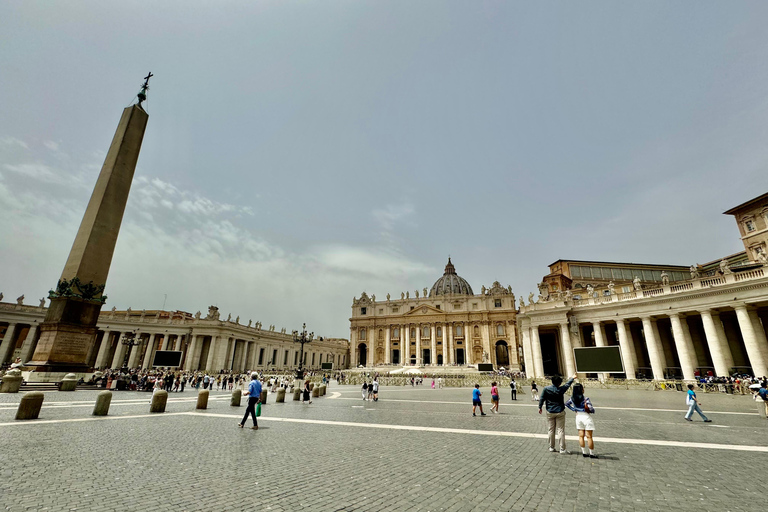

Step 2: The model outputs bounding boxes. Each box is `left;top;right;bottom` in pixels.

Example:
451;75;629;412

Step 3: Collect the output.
748;308;768;367
94;332;112;368
205;335;218;371
415;325;422;365
699;310;732;377
615;319;636;380
109;333;127;369
668;313;697;381
430;324;437;365
592;322;608;380
19;325;40;363
559;323;575;377
385;326;391;364
0;323;19;365
127;336;143;368
184;334;199;370
350;330;357;368
530;326;544;378
734;305;768;378
142;333;157;369
641;317;665;380
521;327;532;377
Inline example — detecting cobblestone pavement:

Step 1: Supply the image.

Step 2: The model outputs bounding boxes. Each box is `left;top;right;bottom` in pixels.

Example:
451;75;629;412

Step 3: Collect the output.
0;383;766;511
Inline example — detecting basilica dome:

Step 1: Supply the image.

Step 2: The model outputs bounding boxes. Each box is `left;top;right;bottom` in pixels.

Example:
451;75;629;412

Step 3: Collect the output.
429;258;474;296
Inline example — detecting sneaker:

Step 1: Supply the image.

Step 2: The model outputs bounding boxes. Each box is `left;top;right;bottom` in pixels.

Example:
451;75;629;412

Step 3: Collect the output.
560;450;570;455
473;413;476;416
251;425;259;430
237;424;243;428
481;413;487;416
582;453;589;458
684;417;692;421
548;448;556;452
589;454;598;459
704;419;712;423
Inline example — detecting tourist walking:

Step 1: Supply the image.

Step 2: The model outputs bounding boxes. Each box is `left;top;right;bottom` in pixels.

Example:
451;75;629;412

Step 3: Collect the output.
530;380;539;401
372;379;379;401
303;379;312;404
362;381;368;400
238;372;262;430
490;381;500;413
510;378;517;400
565;383;597;458
538;374;576;454
472;384;486;416
684;384;711;422
759;381;768;419
431;378;435;389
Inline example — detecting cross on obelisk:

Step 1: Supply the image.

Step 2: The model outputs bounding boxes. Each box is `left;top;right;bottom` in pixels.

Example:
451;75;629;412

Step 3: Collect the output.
137;72;153;108
27;77;151;376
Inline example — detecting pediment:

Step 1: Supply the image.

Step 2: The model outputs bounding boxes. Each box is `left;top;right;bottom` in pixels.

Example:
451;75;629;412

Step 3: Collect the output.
403;304;444;316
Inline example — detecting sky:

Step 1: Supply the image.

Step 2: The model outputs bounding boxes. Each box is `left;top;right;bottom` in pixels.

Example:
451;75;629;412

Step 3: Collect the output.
1;1;768;338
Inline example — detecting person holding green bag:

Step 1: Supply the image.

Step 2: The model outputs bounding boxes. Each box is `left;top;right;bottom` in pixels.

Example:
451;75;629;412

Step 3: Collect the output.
239;372;262;430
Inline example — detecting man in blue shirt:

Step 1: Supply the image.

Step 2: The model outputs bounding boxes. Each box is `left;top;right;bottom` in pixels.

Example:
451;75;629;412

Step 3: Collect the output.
538;374;576;453
239;372;262;430
472;384;486;416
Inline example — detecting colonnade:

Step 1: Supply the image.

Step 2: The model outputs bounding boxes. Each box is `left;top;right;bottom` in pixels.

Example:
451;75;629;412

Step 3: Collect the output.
521;304;768;380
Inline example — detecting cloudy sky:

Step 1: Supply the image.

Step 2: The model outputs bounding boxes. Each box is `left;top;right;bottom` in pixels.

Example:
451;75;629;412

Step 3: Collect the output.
2;1;768;338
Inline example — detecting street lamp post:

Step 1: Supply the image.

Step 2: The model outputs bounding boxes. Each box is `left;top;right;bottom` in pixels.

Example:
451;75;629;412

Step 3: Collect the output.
292;323;314;380
121;330;140;370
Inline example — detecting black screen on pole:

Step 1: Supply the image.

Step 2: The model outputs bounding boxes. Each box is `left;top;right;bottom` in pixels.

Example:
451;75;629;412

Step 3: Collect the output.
573;346;624;373
152;351;183;367
477;363;494;372
321;362;333;370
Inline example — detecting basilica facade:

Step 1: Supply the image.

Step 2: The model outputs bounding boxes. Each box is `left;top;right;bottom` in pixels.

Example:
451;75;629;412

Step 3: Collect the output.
349;259;520;370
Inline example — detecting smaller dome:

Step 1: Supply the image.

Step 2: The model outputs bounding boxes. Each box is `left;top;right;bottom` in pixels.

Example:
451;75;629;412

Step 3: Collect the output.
429;258;474;296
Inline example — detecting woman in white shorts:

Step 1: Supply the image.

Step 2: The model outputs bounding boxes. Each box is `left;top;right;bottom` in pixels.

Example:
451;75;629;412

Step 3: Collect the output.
565;383;597;459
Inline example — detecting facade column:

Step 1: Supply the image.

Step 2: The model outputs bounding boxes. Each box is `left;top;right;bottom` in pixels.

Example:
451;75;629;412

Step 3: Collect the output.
19;325;40;363
669;313;697;381
142;333;157;369
183;334;199;370
464;322;470;364
699;310;732;377
350;329;357;368
641;317;666;380
521;327;532;377
748;308;768;366
0;323;19;365
127;335;144;368
110;332;127;369
430;324;437;365
205;335;218;371
592;321;608;380
95;331;113;369
734;305;768;378
385;326;391;365
559;323;575;377
404;325;411;365
615;319;636;380
415;324;422;365
530;326;545;378
446;322;452;365
481;322;492;365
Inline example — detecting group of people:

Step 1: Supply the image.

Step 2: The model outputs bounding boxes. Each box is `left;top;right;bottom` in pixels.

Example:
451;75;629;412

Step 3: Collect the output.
361;380;379;401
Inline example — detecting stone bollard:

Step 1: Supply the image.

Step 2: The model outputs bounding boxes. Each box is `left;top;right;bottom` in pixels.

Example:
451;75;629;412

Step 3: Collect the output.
16;392;44;420
59;373;77;392
312;386;320;398
92;391;112;416
309;382;315;391
150;390;168;413
0;369;23;393
197;390;209;409
320;385;326;396
231;389;242;407
293;389;301;401
260;389;267;404
276;388;286;403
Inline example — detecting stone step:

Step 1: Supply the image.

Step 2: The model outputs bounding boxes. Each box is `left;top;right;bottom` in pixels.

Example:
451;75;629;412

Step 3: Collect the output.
20;382;60;391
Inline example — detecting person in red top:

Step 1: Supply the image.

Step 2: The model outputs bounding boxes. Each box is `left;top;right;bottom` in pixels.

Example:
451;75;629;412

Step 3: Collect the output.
490;381;500;413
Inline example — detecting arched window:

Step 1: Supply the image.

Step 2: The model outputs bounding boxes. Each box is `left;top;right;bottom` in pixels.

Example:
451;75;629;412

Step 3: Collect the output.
411;328;416;338
437;327;442;337
423;326;430;337
378;329;383;340
456;326;463;336
393;327;399;338
360;329;366;341
474;325;479;336
496;324;504;336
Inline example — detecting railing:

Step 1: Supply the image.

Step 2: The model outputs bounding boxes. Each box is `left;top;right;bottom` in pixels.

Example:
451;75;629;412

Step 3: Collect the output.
700;276;724;287
670;282;694;293
642;288;664;298
735;268;764;281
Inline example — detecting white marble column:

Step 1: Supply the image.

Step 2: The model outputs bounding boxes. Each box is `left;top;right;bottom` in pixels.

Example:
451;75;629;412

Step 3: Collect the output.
464;322;470;364
669;313;697;381
205;335;218;371
18;325;40;363
367;334;374;367
559;322;575;377
350;329;357;368
699;310;732;377
403;325;409;365
445;323;451;365
735;305;768;378
615;319;636;380
530;326;545;378
110;332;128;368
748;308;768;366
521;327;532;377
94;331;113;369
142;333;157;369
127;335;144;368
641;317;666;380
385;326;391;364
416;324;422;365
184;334;199;370
592;321;608;380
430;324;437;365
0;323;19;364
481;322;492;365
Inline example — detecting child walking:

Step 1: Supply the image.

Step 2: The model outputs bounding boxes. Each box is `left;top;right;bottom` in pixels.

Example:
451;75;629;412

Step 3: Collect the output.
565;383;597;458
490;381;500;413
472;384;486;416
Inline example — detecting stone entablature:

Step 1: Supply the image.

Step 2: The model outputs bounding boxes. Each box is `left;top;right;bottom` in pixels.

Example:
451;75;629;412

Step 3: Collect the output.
0;302;349;372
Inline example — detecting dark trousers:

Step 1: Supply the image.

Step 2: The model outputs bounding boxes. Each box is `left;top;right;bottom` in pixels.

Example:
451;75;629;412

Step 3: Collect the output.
511;390;517;400
241;397;259;426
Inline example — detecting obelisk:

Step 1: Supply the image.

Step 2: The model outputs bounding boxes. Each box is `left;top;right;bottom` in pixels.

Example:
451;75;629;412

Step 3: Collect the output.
28;75;152;375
